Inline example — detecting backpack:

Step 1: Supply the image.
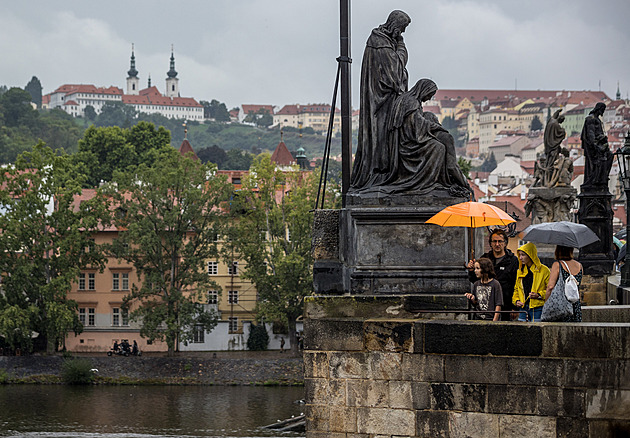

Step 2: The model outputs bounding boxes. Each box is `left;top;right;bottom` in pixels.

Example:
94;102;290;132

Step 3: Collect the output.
560;261;580;303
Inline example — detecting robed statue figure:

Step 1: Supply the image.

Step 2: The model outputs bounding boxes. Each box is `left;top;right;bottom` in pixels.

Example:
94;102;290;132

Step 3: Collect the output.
581;102;612;190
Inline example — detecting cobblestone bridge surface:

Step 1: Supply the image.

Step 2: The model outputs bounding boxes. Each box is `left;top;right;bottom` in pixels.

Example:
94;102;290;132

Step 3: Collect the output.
0;351;304;385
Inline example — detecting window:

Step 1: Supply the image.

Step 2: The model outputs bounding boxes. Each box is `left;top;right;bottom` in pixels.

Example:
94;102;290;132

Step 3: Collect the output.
88;308;95;326
80;273;95;290
85;239;95;253
228;261;238;276
208;290;218;305
112;273;129;290
193;325;205;343
112;308;129;326
228;317;238;333
207;261;218;275
80;307;95;326
121;273;129;291
79;273;86;290
112;273;119;290
79;308;86;325
228;290;239;304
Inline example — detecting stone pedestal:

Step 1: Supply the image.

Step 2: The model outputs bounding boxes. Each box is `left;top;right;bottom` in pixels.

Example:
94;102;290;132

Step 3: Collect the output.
577;190;614;276
525;186;577;224
313;192;473;296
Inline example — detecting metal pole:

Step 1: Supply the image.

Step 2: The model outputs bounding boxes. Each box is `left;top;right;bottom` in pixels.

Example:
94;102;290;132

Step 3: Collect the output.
339;0;352;207
623;188;630;287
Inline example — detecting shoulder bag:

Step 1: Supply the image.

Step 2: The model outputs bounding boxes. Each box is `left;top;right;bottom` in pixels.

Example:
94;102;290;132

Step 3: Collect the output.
540;273;573;322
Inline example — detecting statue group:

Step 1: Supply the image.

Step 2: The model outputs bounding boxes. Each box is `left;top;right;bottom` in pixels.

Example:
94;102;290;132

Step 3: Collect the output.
349;10;471;198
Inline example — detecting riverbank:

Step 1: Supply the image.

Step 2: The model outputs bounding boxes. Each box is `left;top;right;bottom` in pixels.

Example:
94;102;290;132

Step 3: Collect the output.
0;351;304;385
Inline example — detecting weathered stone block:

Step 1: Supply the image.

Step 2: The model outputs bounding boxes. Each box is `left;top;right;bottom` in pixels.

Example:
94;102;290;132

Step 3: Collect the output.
588;420;630;437
389;380;413;409
369;351;402;380
537;387;585;417
556;417;588;438
542;323;629;359
449;412;499;438
487;385;537;415
498;414;556;437
586;389;630;420
364;319;414;353
357;407;416;436
564;358;619;389
306;378;346;407
430;383;486;412
306;432;345;438
330;352;368;379
401;353;444;382
411;382;431;410
366;380;390;408
305;404;330;432
346;379;367;407
304;318;364;351
329;406;357;433
303;352;329;378
423;320;543;356
507;357;563;387
444;356;509;385
416;410;449;437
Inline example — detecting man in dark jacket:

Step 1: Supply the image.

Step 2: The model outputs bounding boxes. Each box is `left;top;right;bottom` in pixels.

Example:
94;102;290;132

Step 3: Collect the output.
467;229;519;320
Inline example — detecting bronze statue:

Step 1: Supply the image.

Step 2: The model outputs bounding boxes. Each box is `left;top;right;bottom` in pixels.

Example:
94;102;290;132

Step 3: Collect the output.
350;10;411;190
542;109;566;185
581;102;612;190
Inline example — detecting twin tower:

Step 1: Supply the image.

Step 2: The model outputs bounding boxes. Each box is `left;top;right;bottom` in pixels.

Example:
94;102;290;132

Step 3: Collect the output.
125;44;179;98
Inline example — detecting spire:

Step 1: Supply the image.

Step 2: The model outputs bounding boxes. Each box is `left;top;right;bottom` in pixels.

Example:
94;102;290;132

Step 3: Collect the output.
167;44;178;78
127;43;138;78
183;121;188;140
617;81;621;100
148;74;151;88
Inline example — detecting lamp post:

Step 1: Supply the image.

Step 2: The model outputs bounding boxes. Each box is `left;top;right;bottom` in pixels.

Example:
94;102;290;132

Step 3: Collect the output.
614;133;630;287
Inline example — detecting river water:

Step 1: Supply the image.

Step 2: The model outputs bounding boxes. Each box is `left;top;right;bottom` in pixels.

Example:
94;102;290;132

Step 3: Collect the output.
0;385;305;438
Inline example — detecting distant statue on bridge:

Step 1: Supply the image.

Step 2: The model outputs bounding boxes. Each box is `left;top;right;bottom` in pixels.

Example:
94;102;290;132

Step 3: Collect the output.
581;102;612;191
541;109;566;186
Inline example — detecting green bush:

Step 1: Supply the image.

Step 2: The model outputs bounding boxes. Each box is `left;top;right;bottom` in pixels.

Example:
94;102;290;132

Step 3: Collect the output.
247;323;269;351
0;368;9;384
61;358;94;384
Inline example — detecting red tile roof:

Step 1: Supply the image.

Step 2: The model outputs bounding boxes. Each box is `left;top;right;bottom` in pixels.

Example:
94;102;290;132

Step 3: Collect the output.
276;105;300;115
64;100;79;106
270;141;295;166
54;84;123;96
179;139;199;161
242;104;274;115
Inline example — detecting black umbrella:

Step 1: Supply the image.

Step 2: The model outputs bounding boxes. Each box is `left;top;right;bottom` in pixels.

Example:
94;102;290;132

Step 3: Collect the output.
522;221;600;248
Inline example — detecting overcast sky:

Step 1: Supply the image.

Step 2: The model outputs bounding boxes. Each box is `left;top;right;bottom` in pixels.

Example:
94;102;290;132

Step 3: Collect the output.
1;0;629;109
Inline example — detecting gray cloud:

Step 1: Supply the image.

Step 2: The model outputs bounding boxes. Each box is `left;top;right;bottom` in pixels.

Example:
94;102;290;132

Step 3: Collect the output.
1;0;629;109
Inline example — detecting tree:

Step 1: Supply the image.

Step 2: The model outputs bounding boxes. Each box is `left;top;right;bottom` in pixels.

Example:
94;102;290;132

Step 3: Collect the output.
24;76;43;109
244;108;273;128
94;101;138;128
74;121;174;187
197;145;228;166
230;156;330;355
105;154;233;356
223;148;253;170
1;88;38;128
531;115;543;132
0;143;106;353
200;99;230;122
457;156;472;179
84;105;97;122
480;152;497;172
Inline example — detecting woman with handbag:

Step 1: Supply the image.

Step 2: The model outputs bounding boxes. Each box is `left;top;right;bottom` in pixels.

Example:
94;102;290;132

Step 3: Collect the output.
545;245;583;322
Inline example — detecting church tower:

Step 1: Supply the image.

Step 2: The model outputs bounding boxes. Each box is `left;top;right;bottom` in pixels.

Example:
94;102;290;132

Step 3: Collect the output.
165;46;179;98
126;44;140;95
616;81;621;101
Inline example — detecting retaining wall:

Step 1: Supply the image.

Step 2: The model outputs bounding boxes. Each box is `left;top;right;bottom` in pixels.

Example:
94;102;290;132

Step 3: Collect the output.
304;299;630;437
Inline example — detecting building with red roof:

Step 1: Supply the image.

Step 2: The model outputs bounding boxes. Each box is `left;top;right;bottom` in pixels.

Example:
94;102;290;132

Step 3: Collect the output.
272;103;341;134
46;47;202;121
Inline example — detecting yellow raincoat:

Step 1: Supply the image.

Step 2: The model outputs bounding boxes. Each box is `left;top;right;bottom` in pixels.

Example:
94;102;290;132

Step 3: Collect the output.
512;242;550;309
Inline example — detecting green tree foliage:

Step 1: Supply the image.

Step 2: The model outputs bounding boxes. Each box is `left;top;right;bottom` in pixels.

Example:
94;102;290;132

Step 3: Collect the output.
105;154;233;356
0;143;106;353
94;101;138;128
244;109;273;128
0;90;82;163
457;156;472;179
197;145;228;167
531;115;543;132
24;76;43;109
230;156;332;354
246;323;269;351
84;105;97;122
74;121;174;187
200;99;230;122
480;152;498;172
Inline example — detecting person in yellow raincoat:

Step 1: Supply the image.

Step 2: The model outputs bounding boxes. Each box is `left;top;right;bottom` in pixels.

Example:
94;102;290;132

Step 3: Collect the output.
512;242;550;322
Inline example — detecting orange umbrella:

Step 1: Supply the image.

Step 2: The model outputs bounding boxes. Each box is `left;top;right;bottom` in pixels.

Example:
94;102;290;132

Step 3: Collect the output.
426;201;516;259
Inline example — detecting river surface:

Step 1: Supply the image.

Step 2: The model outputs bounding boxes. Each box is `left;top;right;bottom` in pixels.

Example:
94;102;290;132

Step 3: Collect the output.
0;385;305;438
